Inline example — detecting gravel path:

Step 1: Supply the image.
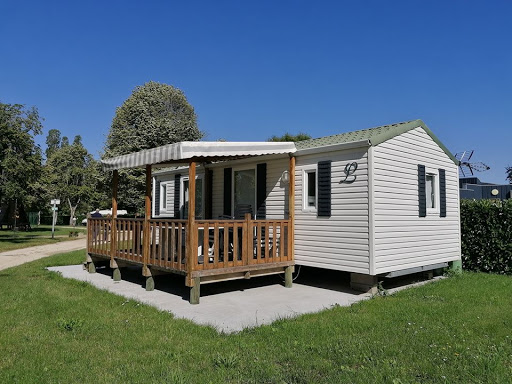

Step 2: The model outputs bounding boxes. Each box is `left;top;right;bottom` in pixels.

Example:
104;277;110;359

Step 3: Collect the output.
0;238;86;271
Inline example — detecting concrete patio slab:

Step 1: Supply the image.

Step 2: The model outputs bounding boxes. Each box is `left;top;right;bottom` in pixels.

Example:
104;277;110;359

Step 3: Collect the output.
48;264;439;333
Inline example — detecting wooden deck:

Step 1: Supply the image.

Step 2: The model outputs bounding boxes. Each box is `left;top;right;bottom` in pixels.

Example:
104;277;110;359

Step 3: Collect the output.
87;215;294;302
87;156;296;304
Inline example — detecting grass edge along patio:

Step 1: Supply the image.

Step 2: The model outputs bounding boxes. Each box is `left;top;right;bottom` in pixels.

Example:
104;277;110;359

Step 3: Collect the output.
86;119;462;304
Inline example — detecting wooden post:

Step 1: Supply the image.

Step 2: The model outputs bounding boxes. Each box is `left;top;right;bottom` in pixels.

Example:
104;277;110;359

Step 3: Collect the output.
86;253;96;273
112;170;118;218
113;267;121;282
143;165;152;278
245;213;252;264
288;156;295;261
85;219;96;273
190;277;200;305
285;266;293;288
146;276;155;291
110;170;118;270
187;161;199;303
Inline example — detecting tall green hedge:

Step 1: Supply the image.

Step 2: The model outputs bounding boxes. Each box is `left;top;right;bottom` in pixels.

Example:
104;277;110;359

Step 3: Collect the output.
461;199;512;274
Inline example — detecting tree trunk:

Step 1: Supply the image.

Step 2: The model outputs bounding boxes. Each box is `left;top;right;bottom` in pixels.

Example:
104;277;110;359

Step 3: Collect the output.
67;198;80;226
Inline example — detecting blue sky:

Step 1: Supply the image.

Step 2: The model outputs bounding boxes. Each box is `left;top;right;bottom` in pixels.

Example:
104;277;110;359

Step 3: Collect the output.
1;0;510;183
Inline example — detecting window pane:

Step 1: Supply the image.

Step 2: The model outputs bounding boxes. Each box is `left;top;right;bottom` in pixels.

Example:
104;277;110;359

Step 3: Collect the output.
162;184;167;209
426;175;435;209
307;171;316;208
182;180;189;219
182;178;203;219
234;169;255;215
195;178;203;218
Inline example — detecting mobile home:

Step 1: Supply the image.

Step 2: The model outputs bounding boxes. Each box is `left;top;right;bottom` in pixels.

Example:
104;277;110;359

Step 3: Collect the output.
87;119;461;303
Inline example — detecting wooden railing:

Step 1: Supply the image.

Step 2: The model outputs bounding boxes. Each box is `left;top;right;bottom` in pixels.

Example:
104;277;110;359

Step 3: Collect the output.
87;218;112;257
192;217;291;271
88;216;291;273
114;218;145;263
147;219;187;272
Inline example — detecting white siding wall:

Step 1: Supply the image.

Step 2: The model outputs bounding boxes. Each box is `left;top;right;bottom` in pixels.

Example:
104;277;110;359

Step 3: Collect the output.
153;169;203;218
294;148;370;274
265;158;289;219
155;156;289;220
372;127;461;274
211;157;289;219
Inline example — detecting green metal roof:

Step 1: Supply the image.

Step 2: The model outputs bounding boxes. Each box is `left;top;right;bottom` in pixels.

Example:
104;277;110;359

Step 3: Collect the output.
295;119;458;165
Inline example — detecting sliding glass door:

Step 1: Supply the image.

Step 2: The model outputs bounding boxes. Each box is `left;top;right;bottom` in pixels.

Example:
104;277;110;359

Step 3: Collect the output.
233;169;255;218
181;176;203;219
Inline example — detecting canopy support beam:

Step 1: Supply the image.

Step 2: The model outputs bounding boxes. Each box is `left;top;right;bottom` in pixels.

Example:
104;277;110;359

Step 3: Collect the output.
143;165;152;283
187;161;199;304
285;156;295;287
110;170;118;270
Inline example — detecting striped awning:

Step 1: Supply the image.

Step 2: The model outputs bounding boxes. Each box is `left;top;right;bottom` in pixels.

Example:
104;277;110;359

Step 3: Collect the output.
101;141;296;171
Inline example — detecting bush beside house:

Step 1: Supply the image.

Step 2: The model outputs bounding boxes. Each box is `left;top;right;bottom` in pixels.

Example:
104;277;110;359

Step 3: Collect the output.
460;199;512;274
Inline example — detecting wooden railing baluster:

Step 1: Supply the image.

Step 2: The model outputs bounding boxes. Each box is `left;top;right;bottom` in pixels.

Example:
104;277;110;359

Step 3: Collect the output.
177;222;183;268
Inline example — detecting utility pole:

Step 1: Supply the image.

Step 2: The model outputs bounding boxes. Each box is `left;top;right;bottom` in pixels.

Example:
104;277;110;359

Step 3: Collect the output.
50;199;60;239
14;199;18;231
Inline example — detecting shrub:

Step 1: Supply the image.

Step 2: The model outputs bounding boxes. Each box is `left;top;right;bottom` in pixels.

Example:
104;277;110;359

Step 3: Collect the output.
460;199;512;274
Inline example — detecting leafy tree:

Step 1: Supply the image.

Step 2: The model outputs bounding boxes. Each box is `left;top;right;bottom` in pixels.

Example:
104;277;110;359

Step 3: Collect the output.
43;136;99;225
0;102;43;207
73;135;82;146
45;129;61;160
103;81;204;212
268;132;312;142
506;166;512;184
61;136;69;147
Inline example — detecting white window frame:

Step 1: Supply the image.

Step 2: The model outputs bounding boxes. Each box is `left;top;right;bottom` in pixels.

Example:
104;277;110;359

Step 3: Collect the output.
180;174;205;219
302;165;318;213
425;169;440;215
160;182;168;212
231;166;257;218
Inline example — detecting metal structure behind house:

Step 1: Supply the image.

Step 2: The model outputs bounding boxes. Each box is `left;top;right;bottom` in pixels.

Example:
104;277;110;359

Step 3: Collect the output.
455;150;490;177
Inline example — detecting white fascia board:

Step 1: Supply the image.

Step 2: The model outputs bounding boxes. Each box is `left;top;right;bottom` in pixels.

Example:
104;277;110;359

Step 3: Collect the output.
294;140;371;156
179;141;296;157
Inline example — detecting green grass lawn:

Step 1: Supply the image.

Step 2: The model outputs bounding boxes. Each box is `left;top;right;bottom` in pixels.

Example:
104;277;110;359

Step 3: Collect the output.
0;225;86;252
0;252;511;383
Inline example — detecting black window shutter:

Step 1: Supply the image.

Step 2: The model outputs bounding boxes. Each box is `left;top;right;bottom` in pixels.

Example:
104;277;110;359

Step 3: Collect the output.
256;163;267;219
223;168;232;216
439;168;447;217
205;169;213;219
174;174;181;218
418;164;426;217
154;180;161;216
317;161;331;217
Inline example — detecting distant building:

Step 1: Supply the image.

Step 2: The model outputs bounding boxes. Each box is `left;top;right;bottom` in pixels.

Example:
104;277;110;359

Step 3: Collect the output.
460;177;512;200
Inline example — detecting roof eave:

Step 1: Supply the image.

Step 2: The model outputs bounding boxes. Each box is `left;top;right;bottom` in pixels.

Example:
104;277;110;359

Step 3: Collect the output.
294;139;371;156
101;141;296;171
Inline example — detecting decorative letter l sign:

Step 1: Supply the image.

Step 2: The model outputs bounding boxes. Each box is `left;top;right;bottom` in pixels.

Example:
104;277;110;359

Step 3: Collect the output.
340;162;358;184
